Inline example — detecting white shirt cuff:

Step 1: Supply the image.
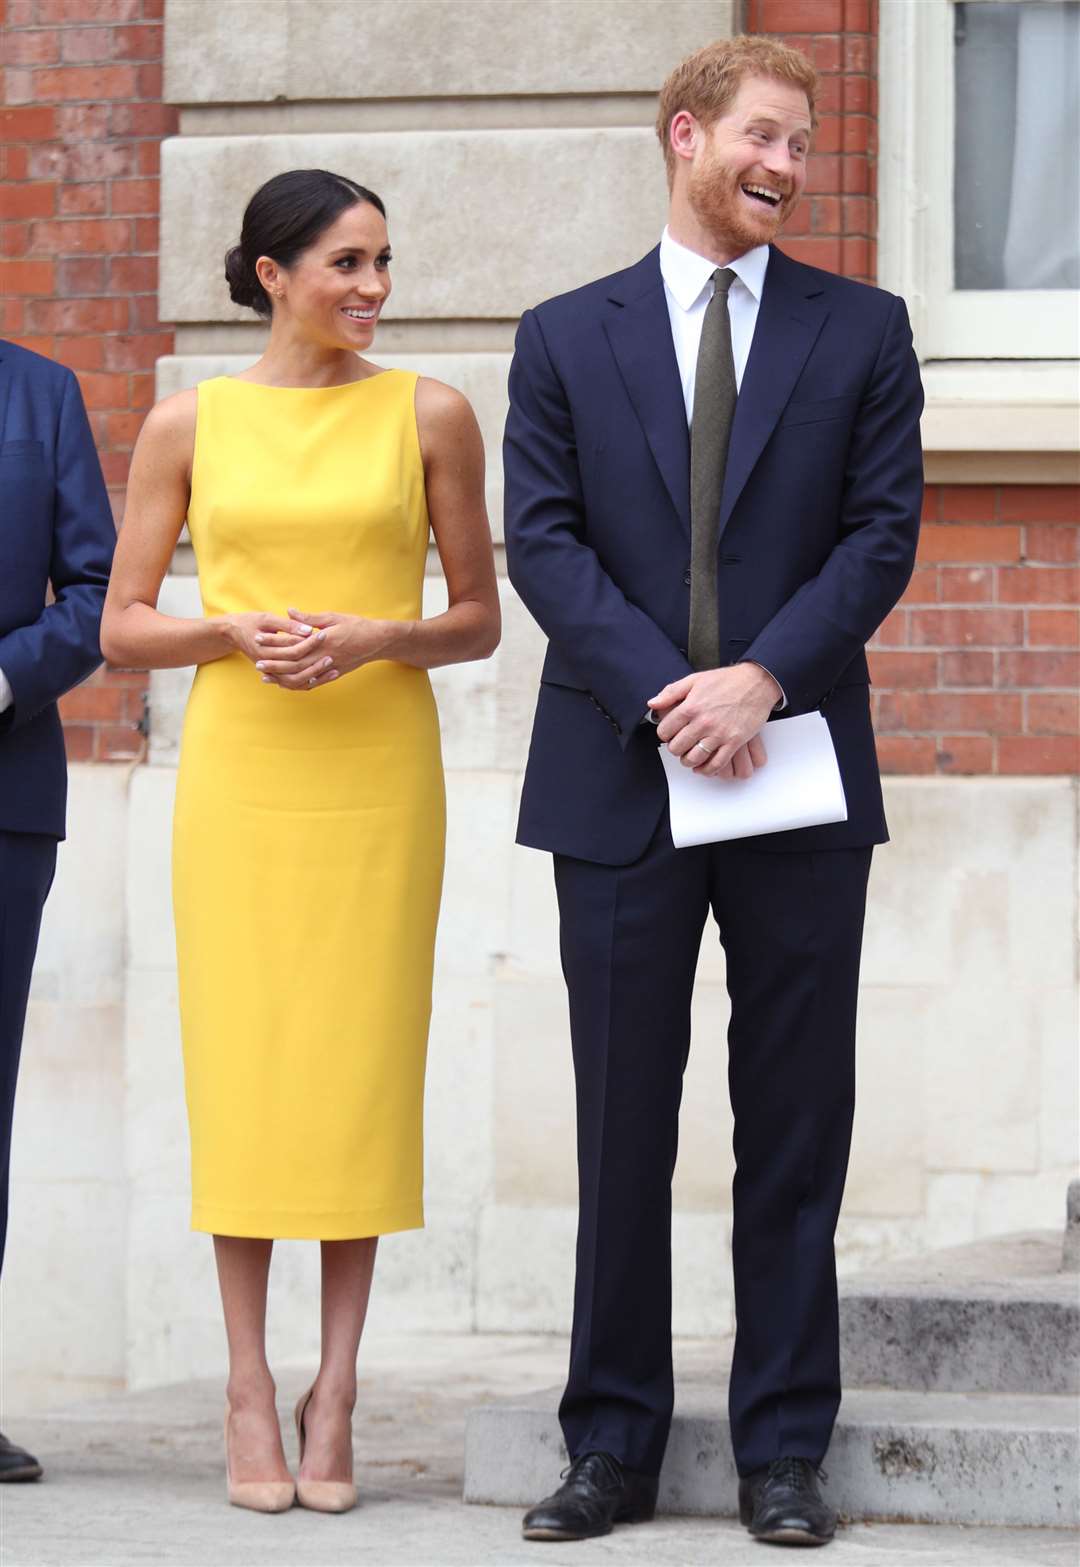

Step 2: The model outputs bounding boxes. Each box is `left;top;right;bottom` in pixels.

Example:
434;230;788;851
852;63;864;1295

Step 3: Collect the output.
0;667;12;716
747;661;787;711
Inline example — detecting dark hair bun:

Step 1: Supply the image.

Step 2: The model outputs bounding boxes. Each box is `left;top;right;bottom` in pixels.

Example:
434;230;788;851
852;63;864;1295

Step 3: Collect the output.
225;170;387;319
224;243;269;316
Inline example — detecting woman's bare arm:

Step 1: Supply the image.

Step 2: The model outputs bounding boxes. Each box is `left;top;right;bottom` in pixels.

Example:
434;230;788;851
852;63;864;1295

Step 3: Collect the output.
406;375;501;667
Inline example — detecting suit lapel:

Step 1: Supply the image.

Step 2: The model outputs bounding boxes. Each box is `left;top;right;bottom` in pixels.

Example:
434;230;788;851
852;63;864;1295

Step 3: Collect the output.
719;247;829;535
603;251;692;539
600;248;829;541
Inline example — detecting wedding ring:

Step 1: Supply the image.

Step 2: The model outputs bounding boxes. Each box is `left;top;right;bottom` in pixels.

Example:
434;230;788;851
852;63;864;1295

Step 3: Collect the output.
693;740;715;755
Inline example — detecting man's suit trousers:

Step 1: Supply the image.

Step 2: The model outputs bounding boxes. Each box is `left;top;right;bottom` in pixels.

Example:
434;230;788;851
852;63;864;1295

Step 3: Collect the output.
0;830;57;1274
553;813;872;1478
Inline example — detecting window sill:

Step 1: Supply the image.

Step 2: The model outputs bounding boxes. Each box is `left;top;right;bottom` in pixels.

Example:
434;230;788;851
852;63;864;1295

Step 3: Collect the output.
921;362;1080;482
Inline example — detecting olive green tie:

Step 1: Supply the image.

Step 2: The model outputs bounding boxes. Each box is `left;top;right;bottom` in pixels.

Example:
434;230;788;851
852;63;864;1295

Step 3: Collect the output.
688;267;737;671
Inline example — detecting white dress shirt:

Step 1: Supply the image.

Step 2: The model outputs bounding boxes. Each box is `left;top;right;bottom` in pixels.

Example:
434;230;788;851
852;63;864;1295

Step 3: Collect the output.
0;668;12;716
659;226;770;419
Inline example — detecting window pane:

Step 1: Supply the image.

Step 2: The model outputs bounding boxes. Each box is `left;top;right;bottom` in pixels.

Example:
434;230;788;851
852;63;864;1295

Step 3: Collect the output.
954;0;1080;290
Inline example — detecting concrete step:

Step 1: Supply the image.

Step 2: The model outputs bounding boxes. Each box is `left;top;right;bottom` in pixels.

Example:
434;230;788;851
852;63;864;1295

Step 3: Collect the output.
839;1231;1080;1395
464;1383;1079;1528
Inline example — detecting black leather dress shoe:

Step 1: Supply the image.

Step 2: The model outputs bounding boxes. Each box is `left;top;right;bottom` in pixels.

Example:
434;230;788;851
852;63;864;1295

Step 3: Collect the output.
0;1432;43;1483
738;1456;836;1546
522;1451;658;1541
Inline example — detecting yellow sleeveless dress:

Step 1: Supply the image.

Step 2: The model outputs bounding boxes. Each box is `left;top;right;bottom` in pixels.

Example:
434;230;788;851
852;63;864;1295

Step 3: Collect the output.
173;370;445;1239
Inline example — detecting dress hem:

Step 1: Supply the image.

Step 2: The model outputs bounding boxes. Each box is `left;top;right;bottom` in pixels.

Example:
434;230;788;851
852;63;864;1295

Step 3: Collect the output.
190;1199;424;1240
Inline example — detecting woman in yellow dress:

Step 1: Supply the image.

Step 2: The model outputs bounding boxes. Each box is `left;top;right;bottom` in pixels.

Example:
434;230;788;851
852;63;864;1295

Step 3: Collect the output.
101;170;500;1514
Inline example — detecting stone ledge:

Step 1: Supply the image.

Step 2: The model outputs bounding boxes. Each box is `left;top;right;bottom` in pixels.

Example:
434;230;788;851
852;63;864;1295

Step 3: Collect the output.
839;1232;1080;1395
178;95;661;138
464;1384;1079;1527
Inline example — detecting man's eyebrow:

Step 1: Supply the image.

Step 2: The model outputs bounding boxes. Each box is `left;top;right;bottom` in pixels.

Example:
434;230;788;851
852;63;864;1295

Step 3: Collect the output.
745;114;812;135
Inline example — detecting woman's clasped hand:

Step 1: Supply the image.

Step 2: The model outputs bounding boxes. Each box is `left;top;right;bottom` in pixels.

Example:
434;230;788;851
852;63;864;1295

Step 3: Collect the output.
230;606;397;691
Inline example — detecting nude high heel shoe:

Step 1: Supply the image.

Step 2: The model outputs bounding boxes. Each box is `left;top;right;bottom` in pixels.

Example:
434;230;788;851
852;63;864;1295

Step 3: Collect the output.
224;1406;295;1513
294;1386;358;1513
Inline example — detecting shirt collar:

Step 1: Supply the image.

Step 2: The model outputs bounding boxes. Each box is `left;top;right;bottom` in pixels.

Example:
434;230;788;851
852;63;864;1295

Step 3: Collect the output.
659;226;770;311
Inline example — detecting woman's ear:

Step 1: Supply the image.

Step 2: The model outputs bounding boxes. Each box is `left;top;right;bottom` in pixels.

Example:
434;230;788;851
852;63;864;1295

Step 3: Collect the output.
255;256;282;301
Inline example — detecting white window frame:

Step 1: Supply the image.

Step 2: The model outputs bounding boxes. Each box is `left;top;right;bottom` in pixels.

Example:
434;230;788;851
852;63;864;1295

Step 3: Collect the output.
878;0;1080;362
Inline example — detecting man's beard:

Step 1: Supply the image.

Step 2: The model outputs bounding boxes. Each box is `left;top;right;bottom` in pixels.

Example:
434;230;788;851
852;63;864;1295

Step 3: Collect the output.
688;156;791;254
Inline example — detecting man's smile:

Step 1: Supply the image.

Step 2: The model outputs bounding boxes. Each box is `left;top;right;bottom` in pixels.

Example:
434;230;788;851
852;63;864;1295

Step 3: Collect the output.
741;182;783;207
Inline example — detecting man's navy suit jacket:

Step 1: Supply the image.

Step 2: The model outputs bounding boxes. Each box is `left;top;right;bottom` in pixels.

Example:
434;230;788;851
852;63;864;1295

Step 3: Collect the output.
0;340;115;839
504;245;924;866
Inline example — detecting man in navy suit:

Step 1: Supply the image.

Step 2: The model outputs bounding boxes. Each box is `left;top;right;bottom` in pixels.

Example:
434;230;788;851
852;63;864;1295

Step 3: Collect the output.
505;37;922;1547
0;340;115;1481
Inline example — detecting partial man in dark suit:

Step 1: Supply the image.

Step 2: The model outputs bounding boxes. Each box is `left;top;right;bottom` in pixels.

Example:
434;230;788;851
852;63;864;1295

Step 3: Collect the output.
504;36;923;1548
0;340;115;1481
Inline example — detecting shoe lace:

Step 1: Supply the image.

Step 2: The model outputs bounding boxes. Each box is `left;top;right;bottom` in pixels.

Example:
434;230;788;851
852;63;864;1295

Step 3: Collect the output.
767;1456;827;1491
559;1451;624;1495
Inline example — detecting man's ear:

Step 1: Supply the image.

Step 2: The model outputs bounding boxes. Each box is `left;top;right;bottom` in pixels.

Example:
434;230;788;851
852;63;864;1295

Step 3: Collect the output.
669;109;700;165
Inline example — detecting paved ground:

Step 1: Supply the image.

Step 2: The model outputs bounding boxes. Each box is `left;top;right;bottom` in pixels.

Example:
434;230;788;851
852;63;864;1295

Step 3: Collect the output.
2;1334;1077;1567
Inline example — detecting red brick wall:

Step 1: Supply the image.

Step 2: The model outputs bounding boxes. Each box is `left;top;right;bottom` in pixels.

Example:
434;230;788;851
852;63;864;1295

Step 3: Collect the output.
745;0;877;282
872;488;1080;775
3;0;1077;775
1;0;176;763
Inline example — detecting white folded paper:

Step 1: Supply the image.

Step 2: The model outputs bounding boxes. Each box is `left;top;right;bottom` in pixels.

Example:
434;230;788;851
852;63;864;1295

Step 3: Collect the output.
658;710;848;847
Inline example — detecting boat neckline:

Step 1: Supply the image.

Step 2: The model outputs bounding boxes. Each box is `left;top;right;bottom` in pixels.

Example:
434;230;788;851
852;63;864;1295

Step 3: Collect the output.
218;369;400;391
